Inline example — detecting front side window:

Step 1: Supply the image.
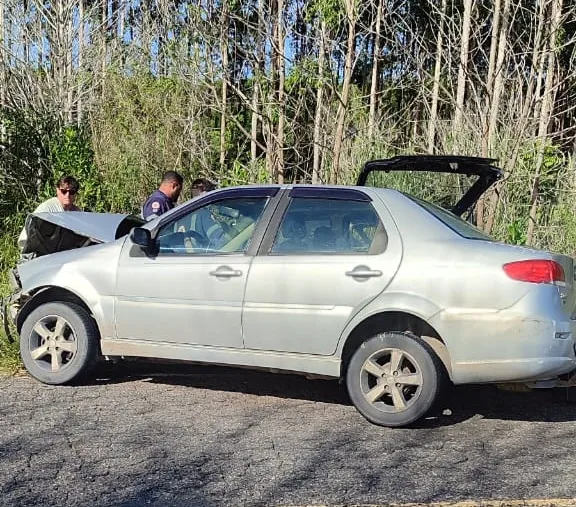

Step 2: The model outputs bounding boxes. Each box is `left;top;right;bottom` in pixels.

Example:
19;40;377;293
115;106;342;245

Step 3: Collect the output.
270;198;387;255
157;197;268;255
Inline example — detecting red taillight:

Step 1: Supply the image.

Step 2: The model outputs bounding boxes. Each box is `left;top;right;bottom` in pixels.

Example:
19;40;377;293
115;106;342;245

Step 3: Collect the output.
503;260;565;284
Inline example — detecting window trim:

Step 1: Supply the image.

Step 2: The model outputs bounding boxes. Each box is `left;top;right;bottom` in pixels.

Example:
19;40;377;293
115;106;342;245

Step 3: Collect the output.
154;195;275;258
289;187;372;202
153;186;280;237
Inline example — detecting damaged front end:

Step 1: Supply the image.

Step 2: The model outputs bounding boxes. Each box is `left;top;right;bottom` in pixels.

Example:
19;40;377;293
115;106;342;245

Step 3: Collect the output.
1;211;145;343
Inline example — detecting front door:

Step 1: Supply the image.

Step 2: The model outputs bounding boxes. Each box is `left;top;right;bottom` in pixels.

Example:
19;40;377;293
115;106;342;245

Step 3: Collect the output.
242;188;402;355
114;191;274;347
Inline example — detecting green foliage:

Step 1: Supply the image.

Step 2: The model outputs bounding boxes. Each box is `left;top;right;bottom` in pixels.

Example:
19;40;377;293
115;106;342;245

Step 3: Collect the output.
305;0;347;28
44;126;106;212
519;142;564;204
0;333;20;375
92;71;215;213
218;160;270;187
286;58;321;94
0;108;52;218
0;216;23;373
507;220;527;246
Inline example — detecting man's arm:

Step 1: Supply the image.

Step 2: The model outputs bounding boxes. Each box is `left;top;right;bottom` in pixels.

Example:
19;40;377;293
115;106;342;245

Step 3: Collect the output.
142;196;171;221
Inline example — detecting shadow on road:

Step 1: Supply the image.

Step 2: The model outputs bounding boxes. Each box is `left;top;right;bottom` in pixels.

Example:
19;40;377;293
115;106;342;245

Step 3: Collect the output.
89;358;576;427
90;358;350;405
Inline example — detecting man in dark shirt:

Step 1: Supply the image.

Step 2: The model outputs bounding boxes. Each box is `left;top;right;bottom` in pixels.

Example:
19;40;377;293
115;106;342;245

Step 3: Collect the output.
142;171;184;221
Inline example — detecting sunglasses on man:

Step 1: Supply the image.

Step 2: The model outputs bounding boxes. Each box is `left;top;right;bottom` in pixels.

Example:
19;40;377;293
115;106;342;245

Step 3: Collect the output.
59;188;78;196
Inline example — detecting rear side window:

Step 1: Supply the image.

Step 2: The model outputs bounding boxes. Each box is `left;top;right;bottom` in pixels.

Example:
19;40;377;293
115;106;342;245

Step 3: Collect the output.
270;198;387;254
408;195;493;241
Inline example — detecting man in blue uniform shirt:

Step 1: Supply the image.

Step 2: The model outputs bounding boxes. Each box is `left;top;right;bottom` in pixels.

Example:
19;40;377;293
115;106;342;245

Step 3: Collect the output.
142;171;184;221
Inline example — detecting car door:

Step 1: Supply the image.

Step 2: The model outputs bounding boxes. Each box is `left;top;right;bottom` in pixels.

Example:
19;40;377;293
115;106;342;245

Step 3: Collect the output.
114;187;280;348
242;187;402;355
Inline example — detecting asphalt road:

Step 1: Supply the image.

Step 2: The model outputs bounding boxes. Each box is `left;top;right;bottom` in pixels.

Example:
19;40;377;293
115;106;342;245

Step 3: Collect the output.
2;360;576;507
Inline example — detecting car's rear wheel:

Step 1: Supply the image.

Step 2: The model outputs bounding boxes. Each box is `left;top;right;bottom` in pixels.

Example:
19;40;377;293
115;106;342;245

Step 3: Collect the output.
346;332;444;427
20;302;99;385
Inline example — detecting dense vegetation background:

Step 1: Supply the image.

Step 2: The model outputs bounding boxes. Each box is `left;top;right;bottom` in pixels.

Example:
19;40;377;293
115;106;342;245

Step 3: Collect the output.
1;0;575;365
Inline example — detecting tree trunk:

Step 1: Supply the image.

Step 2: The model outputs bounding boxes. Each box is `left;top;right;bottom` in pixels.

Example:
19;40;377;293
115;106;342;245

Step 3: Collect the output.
478;0;508;230
427;0;447;154
481;0;501;158
265;0;278;181
101;0;108;80
484;0;548;236
250;0;265;163
77;0;84;126
312;20;326;184
276;0;285;183
526;0;563;245
250;77;260;162
0;0;5;142
219;1;228;171
368;0;383;141
332;0;356;184
487;0;510;153
453;0;473;145
66;0;74;124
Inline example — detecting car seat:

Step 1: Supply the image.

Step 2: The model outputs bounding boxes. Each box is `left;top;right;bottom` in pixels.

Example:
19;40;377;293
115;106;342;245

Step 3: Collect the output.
276;216;308;252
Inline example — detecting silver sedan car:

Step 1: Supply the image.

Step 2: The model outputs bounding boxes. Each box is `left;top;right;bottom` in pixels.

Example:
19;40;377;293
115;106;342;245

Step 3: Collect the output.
5;156;576;427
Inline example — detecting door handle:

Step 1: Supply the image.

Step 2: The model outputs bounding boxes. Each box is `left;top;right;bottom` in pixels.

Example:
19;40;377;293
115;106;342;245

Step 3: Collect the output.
345;266;383;278
209;267;243;278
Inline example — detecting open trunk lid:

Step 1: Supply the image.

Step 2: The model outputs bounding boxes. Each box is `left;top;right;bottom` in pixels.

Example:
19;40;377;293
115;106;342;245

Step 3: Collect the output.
22;211;145;258
356;155;503;217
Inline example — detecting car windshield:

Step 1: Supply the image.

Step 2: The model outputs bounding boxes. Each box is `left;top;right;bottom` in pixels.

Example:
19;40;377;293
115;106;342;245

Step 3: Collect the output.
365;170;477;211
406;194;494;241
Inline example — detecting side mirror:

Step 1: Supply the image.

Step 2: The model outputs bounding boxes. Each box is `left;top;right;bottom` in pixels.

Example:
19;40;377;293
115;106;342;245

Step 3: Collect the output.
131;227;152;251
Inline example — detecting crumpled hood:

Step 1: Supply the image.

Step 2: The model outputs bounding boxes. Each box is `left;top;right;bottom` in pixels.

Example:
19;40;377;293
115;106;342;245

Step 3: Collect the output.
22;211;145;257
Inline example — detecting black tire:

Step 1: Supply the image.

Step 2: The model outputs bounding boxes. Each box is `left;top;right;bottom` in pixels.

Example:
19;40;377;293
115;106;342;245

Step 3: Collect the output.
20;302;99;385
346;332;444;427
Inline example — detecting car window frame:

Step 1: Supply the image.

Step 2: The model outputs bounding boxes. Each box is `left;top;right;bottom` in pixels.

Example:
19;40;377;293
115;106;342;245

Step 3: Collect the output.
143;187;283;258
258;188;387;256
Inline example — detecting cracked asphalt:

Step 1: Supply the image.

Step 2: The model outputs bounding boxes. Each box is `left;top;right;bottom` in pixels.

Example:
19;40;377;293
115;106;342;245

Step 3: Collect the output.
2;360;576;507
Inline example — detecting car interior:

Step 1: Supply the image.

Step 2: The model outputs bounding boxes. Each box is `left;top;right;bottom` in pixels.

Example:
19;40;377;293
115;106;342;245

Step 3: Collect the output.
157;199;266;255
272;205;388;255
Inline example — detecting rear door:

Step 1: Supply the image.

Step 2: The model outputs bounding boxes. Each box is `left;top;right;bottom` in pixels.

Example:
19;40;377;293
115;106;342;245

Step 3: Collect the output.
242;187;402;355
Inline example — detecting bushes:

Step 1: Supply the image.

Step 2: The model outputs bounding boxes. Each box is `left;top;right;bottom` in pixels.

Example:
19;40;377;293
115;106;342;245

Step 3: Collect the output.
0;115;101;370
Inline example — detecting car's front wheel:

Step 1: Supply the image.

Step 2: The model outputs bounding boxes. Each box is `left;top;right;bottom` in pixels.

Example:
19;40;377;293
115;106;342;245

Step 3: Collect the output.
346;332;444;427
20;302;99;385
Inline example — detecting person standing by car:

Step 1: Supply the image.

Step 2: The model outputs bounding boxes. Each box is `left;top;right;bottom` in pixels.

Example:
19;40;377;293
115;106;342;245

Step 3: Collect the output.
190;177;217;198
185;177;219;239
17;175;82;251
141;171;184;221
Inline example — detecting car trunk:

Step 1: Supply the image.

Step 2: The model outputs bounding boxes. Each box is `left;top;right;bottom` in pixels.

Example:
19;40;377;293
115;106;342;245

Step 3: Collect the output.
356;155;503;217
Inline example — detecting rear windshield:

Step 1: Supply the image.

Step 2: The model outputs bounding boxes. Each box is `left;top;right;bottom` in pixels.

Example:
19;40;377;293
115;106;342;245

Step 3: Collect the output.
407;195;493;241
365;169;478;210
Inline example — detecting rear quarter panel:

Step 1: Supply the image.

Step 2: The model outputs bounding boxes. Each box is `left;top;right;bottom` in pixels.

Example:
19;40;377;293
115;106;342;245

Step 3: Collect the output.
338;190;570;382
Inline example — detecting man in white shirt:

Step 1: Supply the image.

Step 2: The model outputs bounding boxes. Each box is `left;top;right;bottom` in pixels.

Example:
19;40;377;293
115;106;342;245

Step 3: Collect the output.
18;176;82;251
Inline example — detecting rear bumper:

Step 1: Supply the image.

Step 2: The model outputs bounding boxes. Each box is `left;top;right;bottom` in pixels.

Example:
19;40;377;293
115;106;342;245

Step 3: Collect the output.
430;308;576;384
451;356;576;384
